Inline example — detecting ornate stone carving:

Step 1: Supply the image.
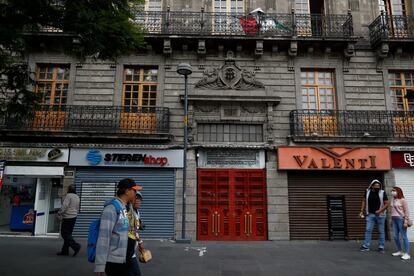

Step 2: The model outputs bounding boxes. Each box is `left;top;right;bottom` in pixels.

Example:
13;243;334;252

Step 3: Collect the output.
241;105;266;114
194;105;220;113
195;51;265;90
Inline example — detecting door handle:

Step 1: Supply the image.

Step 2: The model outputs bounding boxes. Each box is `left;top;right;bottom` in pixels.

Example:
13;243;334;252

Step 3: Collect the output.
244;214;248;234
212;211;219;236
212;213;215;235
217;214;220;234
249;214;253;235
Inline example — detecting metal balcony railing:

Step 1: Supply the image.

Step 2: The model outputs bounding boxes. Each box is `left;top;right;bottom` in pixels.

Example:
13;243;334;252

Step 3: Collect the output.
290;109;414;139
369;12;414;46
0;105;170;135
135;11;353;39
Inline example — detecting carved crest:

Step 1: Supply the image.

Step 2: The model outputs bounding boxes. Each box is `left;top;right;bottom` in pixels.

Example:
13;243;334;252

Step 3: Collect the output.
195;51;264;90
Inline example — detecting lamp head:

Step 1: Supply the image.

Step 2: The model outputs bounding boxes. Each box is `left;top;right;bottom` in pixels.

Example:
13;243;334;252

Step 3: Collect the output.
177;63;192;76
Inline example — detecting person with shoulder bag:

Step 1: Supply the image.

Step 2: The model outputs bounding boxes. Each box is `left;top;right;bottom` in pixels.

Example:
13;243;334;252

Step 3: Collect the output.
94;178;142;276
390;186;411;260
127;190;145;276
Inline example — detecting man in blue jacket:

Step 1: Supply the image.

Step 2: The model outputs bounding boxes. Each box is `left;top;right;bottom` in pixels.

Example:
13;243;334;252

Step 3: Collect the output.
95;178;142;276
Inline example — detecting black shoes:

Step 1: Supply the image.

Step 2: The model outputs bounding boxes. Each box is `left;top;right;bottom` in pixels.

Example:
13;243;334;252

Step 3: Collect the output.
73;244;81;257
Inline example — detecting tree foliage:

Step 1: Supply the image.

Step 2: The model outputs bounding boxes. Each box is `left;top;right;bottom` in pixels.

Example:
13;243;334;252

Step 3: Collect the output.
0;0;145;122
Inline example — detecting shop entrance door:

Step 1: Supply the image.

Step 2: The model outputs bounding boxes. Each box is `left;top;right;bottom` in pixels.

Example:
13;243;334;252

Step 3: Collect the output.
34;179;60;235
197;169;267;241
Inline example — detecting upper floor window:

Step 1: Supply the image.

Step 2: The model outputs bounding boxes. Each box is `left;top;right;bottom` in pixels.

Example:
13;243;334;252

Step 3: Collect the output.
378;0;407;15
214;0;244;13
301;69;336;110
35;64;70;108
197;123;263;142
389;71;414;111
145;0;162;11
122;67;158;111
295;0;324;14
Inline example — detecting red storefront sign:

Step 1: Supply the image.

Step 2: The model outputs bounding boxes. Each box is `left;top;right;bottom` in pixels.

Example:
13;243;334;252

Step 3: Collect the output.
391;151;414;168
278;147;391;170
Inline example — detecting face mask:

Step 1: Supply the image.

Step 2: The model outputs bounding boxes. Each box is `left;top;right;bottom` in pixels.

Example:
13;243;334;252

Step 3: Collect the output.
373;188;380;192
391;191;397;197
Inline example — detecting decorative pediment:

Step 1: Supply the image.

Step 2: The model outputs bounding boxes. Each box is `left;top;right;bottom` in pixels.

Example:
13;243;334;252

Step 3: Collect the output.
195;51;264;90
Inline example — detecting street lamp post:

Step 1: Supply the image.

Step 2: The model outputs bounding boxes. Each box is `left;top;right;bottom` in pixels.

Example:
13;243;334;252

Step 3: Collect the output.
176;63;192;243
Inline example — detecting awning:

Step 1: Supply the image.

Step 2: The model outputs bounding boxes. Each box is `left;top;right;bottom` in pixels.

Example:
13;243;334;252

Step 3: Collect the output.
4;166;64;177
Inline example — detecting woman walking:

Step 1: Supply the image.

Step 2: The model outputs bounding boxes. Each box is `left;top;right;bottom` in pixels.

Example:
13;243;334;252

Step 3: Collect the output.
391;186;411;260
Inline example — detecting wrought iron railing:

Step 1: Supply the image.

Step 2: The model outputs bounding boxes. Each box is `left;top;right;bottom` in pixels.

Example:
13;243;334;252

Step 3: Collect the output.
369;12;414;46
135;11;353;39
0;105;170;135
290;110;414;139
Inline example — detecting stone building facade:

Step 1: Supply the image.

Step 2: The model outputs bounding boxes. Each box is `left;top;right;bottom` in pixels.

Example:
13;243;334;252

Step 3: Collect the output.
1;0;414;241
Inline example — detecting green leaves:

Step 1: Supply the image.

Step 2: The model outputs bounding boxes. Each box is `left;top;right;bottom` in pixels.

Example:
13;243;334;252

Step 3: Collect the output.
0;0;145;124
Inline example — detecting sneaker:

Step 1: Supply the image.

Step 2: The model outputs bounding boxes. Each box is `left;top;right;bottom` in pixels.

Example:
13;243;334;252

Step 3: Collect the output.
401;253;411;260
392;251;403;257
360;245;370;252
378;248;385;254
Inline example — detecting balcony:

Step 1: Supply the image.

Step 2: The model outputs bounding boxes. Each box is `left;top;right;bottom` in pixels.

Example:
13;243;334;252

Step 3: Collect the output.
0;105;170;140
290;110;414;142
369;12;414;47
135;11;353;40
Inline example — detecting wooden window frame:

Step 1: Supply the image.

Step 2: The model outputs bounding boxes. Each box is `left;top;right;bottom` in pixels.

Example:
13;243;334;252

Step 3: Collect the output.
122;67;158;112
379;0;407;16
213;0;245;13
295;0;310;14
34;64;70;109
301;69;336;111
389;71;414;112
144;0;162;11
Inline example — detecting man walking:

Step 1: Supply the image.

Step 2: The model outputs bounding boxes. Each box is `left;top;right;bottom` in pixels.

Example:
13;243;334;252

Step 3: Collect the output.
127;191;145;276
95;178;141;276
57;185;81;256
359;179;389;253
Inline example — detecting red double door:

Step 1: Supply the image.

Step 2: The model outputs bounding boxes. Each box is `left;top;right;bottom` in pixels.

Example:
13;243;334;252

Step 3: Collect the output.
197;169;268;241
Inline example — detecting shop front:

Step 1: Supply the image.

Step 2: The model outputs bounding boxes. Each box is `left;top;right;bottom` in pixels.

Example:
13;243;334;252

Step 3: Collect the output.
69;148;183;239
391;151;414;241
196;149;267;241
278;146;391;240
0;147;68;236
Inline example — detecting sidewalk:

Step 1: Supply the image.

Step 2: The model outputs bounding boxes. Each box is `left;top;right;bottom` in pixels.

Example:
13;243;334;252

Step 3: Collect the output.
0;237;412;276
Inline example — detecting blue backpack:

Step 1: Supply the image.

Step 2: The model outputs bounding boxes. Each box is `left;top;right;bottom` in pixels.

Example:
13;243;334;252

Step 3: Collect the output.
87;198;123;263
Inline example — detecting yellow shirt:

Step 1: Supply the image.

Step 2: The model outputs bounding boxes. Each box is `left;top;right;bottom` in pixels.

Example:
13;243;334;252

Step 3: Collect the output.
127;208;140;240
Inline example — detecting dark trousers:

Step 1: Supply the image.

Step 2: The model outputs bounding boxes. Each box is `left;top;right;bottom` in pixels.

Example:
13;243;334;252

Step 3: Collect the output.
105;262;129;276
60;217;79;254
129;256;141;276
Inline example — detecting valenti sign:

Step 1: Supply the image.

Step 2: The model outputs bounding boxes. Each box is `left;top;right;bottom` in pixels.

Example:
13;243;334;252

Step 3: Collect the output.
278;147;391;170
69;149;184;168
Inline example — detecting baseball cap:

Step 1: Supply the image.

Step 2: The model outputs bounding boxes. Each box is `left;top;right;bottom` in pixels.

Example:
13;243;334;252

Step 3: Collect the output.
117;178;142;191
136;191;143;199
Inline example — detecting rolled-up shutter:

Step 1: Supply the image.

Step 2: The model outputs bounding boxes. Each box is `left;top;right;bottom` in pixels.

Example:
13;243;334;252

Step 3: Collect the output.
288;171;383;240
73;168;175;239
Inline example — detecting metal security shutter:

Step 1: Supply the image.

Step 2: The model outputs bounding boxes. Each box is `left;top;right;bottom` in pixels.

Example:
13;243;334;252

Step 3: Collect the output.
288;171;383;240
73;168;175;239
394;169;414;242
